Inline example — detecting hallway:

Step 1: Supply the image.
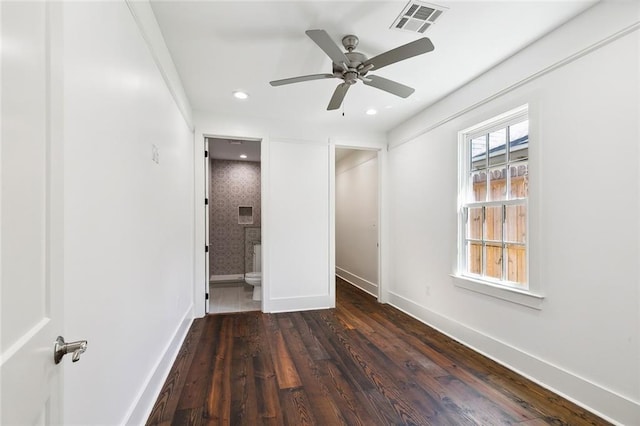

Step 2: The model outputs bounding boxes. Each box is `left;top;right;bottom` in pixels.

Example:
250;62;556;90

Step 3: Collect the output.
147;279;608;425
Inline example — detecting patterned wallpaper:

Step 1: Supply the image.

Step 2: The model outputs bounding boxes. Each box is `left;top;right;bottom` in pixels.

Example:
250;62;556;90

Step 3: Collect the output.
210;159;261;276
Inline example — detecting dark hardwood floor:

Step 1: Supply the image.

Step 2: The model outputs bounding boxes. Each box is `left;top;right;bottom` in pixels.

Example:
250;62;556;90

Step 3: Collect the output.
147;278;610;425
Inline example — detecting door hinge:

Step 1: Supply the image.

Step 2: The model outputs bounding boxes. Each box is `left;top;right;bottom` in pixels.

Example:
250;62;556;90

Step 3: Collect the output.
205;198;209;205
205;150;208;158
205;246;209;253
205;293;209;300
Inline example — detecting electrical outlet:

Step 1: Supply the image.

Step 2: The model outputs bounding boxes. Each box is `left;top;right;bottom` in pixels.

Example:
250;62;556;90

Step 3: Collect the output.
425;285;431;296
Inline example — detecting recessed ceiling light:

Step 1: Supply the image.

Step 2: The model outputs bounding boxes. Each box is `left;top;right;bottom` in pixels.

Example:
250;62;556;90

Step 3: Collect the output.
239;154;247;159
366;109;377;115
233;91;249;100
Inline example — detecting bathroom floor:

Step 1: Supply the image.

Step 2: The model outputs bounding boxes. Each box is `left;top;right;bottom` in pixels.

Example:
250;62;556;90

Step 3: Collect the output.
208;281;261;314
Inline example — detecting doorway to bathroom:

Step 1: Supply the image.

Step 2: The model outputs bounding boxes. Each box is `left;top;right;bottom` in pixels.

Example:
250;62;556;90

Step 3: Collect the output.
334;147;380;300
206;137;262;313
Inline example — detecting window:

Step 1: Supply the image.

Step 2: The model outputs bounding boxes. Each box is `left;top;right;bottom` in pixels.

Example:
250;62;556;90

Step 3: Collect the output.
458;105;529;289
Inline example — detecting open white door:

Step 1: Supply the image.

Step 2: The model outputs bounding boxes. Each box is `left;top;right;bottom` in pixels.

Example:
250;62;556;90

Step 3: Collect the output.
1;2;69;424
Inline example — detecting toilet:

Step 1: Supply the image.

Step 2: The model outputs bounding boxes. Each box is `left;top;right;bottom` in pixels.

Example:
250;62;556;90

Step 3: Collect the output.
245;243;261;301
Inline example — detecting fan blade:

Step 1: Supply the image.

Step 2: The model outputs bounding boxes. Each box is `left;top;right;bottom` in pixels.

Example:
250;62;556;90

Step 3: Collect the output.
363;38;434;71
327;83;350;110
270;73;336;86
363;75;415;98
306;30;351;66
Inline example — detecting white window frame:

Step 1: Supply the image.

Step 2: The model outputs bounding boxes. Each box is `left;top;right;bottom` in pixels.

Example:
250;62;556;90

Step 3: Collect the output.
453;104;544;309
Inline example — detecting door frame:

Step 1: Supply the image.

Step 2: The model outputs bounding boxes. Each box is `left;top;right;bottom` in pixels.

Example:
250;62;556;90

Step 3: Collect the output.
329;140;386;303
200;133;264;315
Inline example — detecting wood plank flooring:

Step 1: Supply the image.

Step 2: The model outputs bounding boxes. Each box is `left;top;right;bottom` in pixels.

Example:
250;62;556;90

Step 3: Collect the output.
147;278;610;426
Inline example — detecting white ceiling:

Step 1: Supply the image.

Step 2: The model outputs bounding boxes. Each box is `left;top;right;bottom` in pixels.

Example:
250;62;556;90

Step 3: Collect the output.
151;0;597;133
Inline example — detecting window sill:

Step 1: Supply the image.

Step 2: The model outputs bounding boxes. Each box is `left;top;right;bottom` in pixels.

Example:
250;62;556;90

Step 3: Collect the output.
450;274;544;310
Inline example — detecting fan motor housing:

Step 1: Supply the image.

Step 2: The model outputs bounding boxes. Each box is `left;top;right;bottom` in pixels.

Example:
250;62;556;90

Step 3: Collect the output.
332;51;368;77
346;51;367;68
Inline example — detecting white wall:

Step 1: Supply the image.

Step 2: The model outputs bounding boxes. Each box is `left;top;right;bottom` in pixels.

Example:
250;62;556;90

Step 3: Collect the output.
268;139;331;310
62;2;194;425
335;150;379;295
194;112;386;314
386;2;640;424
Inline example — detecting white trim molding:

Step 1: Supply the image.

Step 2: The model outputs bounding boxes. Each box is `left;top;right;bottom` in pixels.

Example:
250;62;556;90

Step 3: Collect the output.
265;295;332;314
336;267;378;297
450;274;544;310
125;0;194;131
123;306;194;426
387;292;639;426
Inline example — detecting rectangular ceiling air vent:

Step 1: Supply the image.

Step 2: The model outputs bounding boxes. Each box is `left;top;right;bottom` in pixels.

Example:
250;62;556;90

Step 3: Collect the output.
391;1;447;34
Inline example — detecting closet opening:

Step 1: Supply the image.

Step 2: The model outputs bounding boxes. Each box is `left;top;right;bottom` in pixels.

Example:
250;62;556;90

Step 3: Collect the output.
334;147;380;300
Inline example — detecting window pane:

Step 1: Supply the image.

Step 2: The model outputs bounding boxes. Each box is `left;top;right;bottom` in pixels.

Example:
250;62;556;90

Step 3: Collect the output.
505;205;526;243
506;244;526;285
469;171;486;202
467;242;482;275
509;120;528;162
461;111;529;287
470;136;486;170
485;244;502;279
509;162;528;198
488;166;507;201
488;128;506;166
467;207;482;240
485;206;502;242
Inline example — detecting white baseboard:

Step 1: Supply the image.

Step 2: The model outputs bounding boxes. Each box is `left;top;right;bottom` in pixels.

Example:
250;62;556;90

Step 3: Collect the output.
387;291;639;426
336;267;378;297
265;294;333;313
123;305;194;426
210;274;244;282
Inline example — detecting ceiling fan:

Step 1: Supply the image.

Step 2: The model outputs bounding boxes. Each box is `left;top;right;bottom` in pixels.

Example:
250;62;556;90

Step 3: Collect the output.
269;29;435;111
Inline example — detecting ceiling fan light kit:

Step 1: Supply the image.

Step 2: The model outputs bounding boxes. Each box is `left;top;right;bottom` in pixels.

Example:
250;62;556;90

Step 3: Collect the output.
269;29;435;111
